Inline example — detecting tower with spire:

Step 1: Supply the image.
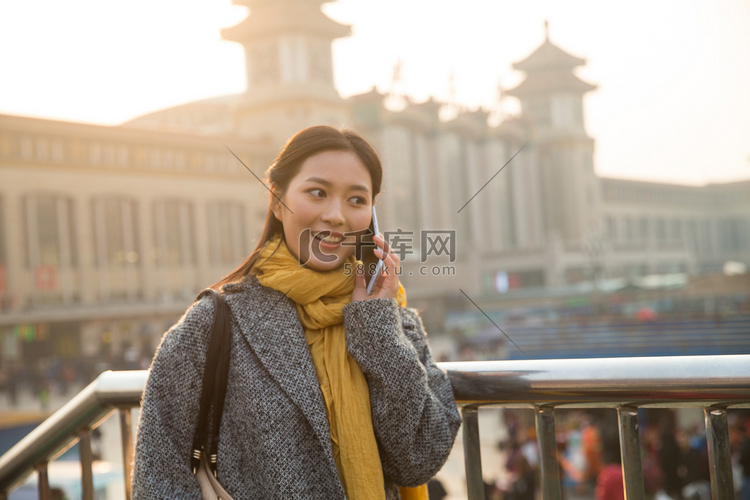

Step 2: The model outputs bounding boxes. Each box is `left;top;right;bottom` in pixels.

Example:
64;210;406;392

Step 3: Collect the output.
506;22;601;246
222;0;352;140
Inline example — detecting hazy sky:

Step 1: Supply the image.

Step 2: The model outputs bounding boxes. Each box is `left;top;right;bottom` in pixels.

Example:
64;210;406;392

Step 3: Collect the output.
1;0;748;185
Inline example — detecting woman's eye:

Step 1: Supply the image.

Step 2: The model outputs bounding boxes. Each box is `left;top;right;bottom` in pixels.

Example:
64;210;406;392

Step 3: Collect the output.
350;196;366;205
309;188;325;198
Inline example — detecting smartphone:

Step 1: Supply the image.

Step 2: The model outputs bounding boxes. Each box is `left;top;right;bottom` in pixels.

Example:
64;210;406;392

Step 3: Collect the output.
366;205;385;295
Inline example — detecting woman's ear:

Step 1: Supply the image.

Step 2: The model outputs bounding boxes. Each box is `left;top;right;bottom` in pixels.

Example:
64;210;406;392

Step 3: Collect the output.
270;191;284;222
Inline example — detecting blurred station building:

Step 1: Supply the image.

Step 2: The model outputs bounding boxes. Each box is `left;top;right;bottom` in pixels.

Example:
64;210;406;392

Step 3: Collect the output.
1;0;748;369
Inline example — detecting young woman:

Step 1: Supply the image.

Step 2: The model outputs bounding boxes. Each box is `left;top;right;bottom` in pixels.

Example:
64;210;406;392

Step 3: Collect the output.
132;126;461;499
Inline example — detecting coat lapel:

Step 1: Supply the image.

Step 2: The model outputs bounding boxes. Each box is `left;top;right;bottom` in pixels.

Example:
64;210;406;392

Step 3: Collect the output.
222;277;337;472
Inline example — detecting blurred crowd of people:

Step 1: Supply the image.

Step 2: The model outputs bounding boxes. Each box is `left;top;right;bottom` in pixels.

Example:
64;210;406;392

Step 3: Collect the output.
472;408;750;500
0;346;152;411
1;358;95;409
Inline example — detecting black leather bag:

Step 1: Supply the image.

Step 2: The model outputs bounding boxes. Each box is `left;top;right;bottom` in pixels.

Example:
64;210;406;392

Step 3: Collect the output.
190;288;235;500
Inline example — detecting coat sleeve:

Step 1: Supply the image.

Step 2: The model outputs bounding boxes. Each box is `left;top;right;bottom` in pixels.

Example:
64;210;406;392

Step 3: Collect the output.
343;298;462;486
131;296;214;499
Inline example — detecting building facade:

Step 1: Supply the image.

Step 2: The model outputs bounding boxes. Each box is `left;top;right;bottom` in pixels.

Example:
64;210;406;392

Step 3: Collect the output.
0;115;272;367
1;0;748;368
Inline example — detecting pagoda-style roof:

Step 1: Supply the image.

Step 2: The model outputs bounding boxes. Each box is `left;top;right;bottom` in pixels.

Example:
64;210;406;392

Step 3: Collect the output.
506;69;596;97
512;36;587;72
507;29;597;97
222;1;350;42
410;97;442;121
442;109;490;138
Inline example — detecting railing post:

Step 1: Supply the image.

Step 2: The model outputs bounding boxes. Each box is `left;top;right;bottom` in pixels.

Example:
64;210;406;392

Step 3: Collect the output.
79;427;95;500
120;408;134;500
704;407;734;500
535;406;562;500
462;406;484;500
36;461;50;500
617;406;645;500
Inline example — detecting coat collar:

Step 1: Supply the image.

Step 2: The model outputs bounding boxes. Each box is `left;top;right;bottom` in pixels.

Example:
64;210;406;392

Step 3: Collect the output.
221;276;338;475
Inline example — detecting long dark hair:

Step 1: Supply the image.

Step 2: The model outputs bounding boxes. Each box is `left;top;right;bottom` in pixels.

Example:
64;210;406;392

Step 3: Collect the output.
212;125;383;290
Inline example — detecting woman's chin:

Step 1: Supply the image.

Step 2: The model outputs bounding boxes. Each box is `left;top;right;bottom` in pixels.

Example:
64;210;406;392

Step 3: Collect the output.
305;254;352;272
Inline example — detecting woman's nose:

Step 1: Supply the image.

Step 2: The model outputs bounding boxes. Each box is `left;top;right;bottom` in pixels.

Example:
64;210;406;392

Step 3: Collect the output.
321;201;345;225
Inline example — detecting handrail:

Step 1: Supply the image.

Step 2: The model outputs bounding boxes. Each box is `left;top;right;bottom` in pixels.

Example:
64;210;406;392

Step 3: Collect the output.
441;354;750;407
444;354;750;500
0;370;148;495
1;355;749;499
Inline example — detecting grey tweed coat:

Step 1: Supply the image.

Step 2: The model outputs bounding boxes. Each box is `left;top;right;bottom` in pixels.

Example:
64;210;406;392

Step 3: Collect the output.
132;275;461;499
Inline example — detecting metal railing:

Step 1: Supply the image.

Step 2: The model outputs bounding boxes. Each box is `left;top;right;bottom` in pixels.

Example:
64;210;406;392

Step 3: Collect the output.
1;354;749;499
0;370;147;500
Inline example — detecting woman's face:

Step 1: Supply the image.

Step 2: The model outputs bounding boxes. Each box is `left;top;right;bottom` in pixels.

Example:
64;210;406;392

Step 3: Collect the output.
272;150;373;272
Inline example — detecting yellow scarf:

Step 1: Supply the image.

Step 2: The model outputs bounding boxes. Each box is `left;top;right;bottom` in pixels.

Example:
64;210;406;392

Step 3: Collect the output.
255;237;427;500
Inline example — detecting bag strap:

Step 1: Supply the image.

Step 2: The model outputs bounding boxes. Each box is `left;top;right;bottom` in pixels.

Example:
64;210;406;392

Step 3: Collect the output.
191;288;232;476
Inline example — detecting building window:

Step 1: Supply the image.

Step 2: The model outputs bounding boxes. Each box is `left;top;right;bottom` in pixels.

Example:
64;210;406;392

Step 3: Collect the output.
701;220;713;253
741;219;750;251
309;40;332;83
638;217;649;241
528;98;551;127
35;138;49;161
149;148;161;168
92;197;140;268
624;217;634;240
279;35;308;84
250;40;281;86
90;143;102;165
116;145;129;166
0;197;6;295
153;200;196;266
687;219;698;252
51;139;65;163
671;219;683;240
174;150;187;170
655;218;666;242
719;218;743;252
22;194;78;288
207;201;247;265
20;136;33;159
102;144;116;165
202;153;218;172
605;215;617;241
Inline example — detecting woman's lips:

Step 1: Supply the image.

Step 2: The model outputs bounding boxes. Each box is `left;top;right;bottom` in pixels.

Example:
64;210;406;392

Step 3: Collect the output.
313;230;344;251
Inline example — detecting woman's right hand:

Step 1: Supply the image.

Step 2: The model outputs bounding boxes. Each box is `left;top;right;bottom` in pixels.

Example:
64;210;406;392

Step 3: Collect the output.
351;235;401;302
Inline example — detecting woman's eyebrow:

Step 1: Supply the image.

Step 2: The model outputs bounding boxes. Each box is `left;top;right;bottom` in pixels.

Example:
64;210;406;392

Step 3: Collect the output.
303;177;370;193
